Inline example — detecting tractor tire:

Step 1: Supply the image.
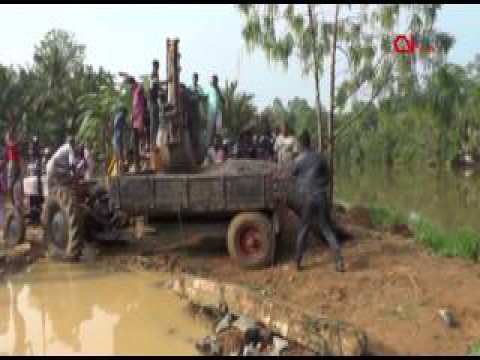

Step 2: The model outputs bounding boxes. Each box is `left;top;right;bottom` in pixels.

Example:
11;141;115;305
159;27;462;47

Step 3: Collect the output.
41;188;84;262
227;212;276;270
2;207;26;248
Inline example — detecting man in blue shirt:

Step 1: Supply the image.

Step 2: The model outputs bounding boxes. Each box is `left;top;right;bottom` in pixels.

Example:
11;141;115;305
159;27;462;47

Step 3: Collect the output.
112;106;127;174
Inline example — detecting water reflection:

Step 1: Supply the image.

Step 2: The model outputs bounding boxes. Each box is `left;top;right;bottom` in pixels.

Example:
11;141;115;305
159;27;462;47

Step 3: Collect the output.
335;163;480;232
0;261;207;355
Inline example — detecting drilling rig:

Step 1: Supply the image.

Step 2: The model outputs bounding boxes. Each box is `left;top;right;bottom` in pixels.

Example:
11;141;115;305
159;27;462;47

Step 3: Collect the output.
157;38;202;173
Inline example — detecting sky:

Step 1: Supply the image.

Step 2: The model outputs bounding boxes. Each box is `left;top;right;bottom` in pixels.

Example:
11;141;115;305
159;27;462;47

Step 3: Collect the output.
0;4;479;109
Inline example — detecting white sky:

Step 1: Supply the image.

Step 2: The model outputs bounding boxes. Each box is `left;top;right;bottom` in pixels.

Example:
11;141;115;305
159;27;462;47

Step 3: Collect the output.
0;4;478;109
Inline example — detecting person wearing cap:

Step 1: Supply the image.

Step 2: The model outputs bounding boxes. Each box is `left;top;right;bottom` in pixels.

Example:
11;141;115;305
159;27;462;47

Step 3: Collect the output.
46;136;77;193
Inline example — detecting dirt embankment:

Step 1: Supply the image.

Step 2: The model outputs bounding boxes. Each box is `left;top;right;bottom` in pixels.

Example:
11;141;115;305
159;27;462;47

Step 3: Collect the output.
95;206;480;356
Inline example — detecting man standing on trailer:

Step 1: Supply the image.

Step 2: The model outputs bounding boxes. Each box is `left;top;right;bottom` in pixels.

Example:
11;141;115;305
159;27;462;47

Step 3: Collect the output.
127;76;147;172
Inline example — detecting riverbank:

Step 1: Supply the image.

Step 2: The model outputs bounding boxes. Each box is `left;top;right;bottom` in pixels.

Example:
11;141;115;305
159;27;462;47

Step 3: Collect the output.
95;205;480;355
2;205;480;355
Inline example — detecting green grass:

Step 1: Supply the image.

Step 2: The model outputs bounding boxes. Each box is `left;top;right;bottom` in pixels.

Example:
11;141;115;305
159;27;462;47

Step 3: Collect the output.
366;205;409;227
414;220;480;262
359;204;480;262
468;341;480;356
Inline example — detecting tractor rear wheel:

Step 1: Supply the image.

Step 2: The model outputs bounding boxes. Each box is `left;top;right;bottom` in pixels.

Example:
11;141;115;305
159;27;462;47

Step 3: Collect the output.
42;188;84;261
2;207;26;248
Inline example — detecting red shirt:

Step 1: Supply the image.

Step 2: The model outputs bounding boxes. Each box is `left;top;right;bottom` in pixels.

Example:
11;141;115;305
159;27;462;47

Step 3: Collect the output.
132;83;146;130
6;140;19;162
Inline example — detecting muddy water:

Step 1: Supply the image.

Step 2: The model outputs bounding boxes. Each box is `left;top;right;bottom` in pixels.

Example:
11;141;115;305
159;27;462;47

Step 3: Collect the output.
0;260;208;355
335;163;480;232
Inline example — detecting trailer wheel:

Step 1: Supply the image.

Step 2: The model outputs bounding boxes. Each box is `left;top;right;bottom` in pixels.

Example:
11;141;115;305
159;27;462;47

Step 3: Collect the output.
227;212;275;269
2;207;26;248
42;189;84;262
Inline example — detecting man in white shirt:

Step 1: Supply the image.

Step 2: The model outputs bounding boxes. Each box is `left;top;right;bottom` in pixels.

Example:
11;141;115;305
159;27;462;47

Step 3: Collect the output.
46;136;76;193
274;122;298;165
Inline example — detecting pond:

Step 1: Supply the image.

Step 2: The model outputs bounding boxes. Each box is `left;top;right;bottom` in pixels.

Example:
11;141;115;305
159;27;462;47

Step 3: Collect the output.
335;162;480;232
0;260;208;355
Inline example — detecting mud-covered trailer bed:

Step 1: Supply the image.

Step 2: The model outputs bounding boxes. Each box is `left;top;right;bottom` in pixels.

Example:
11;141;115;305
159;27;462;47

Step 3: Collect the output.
108;172;282;217
107;160;288;269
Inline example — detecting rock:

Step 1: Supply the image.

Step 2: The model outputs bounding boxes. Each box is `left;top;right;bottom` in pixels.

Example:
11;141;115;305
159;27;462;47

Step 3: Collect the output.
216;313;236;334
232;315;259;333
243;343;260;356
438;309;459;328
270;336;289;356
195;335;221;356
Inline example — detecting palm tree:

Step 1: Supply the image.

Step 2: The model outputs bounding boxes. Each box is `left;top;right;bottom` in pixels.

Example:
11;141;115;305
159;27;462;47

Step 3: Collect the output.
221;80;258;137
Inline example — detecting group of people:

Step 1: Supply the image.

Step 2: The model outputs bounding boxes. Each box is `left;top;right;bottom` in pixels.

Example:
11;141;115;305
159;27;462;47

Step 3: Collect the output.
0;126;96;225
112;60;226;174
202;120;300;167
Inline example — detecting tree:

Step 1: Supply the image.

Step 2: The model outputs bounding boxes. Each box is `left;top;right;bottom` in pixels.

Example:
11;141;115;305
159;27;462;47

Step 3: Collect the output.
237;4;451;210
221;80;258;137
32;29;88;144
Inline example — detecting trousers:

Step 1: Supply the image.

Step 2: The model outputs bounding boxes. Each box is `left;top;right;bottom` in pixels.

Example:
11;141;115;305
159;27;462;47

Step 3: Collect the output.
295;190;342;267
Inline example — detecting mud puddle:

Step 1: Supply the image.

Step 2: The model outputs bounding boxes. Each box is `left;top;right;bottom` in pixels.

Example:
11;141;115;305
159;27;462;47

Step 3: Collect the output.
0;260;209;355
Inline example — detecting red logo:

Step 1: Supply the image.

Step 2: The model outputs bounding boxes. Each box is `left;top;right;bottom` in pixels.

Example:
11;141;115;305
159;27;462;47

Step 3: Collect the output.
388;33;435;54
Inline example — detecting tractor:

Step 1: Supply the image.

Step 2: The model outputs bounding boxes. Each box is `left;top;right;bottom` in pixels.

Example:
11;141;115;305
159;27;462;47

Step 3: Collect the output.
2;38;295;269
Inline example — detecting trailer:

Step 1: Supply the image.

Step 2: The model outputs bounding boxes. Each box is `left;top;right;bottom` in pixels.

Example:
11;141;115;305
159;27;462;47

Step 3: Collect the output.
108;160;287;268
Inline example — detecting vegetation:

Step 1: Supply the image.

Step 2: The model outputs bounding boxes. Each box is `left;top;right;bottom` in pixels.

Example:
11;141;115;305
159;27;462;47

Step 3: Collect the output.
360;203;480;262
0;29;258;159
468;341;480;356
236;4;454;207
0;29;127;157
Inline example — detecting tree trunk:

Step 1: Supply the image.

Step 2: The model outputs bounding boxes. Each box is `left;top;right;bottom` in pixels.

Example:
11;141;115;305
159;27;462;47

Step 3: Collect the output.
328;4;340;211
308;4;323;151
